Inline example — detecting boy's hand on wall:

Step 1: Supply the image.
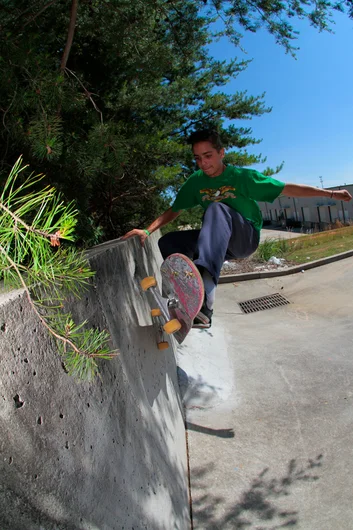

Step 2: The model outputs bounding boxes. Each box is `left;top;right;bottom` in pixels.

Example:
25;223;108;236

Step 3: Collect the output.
120;229;149;246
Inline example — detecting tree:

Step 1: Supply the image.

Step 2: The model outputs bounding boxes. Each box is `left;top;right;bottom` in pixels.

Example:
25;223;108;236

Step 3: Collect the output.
0;0;350;243
201;0;352;55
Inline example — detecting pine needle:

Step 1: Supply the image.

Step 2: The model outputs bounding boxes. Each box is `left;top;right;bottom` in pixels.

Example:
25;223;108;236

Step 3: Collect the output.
0;157;118;381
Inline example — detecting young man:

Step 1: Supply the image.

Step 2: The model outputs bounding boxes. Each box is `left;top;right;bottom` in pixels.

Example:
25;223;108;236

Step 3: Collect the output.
122;129;352;328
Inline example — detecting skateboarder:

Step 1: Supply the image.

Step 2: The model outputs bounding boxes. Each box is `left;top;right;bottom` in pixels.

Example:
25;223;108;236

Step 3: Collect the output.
122;129;352;328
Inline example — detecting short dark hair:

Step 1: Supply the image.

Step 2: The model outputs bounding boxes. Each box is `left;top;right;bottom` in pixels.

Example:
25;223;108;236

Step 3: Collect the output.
187;129;223;151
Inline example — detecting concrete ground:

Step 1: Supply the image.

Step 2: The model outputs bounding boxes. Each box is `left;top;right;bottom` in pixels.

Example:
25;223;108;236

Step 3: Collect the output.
260;228;306;242
177;257;353;530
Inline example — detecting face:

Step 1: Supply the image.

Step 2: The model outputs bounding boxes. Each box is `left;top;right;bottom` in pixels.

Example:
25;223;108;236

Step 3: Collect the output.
192;141;225;178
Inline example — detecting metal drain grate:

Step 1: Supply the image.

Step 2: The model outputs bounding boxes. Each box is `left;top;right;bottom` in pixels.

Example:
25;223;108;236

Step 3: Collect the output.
239;293;290;314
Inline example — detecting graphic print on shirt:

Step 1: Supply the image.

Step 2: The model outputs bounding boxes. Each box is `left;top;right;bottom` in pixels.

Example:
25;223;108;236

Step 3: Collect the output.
200;186;236;202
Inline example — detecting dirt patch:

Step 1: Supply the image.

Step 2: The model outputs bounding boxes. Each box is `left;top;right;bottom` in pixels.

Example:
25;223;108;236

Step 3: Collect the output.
220;258;297;276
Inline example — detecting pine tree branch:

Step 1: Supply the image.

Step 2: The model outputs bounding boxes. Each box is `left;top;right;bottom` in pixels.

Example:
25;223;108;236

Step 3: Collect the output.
111;186;157;203
0;199;61;245
0;244;117;364
8;61;47;116
60;0;79;72
171;113;217;136
210;0;228;26
64;68;103;124
22;0;60;29
100;0;129;20
156;3;190;58
0;243;89;357
2;85;17;133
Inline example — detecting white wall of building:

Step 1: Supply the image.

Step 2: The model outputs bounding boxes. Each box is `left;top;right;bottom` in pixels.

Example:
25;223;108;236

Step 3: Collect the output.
258;184;353;228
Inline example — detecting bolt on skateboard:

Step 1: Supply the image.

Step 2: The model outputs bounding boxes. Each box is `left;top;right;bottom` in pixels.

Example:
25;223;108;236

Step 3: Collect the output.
140;253;204;346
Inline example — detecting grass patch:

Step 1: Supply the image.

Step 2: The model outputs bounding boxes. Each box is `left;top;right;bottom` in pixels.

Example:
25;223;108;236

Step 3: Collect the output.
254;238;290;262
255;226;353;264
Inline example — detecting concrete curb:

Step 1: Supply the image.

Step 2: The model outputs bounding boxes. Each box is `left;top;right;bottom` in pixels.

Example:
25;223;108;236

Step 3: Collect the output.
219;249;353;284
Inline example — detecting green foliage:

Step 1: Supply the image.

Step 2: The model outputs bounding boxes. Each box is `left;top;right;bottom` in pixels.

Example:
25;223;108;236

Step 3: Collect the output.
0;0;270;242
0;158;117;381
162;206;204;234
205;0;351;55
53;316;114;381
261;161;285;177
0;0;350;243
28;116;64;161
254;238;290;262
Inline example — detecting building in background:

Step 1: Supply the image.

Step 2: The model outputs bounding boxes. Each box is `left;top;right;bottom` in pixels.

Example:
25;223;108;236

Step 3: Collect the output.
258;184;353;231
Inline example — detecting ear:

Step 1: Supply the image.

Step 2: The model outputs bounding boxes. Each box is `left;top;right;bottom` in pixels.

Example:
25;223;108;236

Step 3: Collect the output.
220;148;225;159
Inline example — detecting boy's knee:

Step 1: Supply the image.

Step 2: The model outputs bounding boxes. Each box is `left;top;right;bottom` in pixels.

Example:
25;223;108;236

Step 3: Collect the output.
204;202;232;221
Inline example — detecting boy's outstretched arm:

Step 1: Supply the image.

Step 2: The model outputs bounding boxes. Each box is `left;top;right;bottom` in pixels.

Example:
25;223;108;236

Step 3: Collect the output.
283;184;352;202
121;208;181;246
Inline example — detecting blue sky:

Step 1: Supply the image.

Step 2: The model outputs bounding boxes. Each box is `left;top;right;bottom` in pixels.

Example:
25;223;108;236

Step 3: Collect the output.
209;12;353;188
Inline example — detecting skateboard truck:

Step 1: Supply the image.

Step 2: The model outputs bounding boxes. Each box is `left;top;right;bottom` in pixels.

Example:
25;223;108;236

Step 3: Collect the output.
140;253;204;345
167;297;179;309
140;276;182;349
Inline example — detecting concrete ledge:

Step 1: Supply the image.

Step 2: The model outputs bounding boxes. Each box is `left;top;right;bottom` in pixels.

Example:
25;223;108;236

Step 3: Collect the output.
219;249;353;283
0;233;190;530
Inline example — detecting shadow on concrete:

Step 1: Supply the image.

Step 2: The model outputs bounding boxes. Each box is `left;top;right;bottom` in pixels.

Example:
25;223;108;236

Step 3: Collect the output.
191;454;323;529
186;422;235;438
0;353;189;530
177;366;222;409
194;328;214;339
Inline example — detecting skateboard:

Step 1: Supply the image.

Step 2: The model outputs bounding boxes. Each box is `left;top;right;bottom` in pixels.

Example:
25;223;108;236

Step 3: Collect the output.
140;253;204;347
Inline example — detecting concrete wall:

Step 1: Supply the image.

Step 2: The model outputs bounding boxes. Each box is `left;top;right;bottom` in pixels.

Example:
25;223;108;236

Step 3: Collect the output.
0;234;190;530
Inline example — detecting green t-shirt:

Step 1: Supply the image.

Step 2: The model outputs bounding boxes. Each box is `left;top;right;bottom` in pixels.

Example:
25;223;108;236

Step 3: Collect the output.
171;165;285;232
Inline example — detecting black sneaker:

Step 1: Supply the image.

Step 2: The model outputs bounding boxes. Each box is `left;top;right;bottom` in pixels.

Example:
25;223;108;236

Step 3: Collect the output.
193;303;213;329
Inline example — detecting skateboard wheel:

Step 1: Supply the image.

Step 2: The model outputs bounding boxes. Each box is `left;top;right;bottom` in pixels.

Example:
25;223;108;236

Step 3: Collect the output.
163;319;182;335
151;308;162;317
140;276;157;291
157;341;169;351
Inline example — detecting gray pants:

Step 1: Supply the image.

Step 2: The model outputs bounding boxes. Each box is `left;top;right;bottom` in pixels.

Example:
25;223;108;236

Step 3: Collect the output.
158;202;260;284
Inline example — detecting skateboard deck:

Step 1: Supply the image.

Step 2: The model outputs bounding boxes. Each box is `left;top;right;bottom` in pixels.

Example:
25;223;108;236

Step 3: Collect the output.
140;253;204;345
161;253;204;344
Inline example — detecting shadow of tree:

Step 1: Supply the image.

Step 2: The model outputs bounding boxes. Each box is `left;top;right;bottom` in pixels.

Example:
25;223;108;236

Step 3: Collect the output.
177;366;222;409
192;454;323;529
